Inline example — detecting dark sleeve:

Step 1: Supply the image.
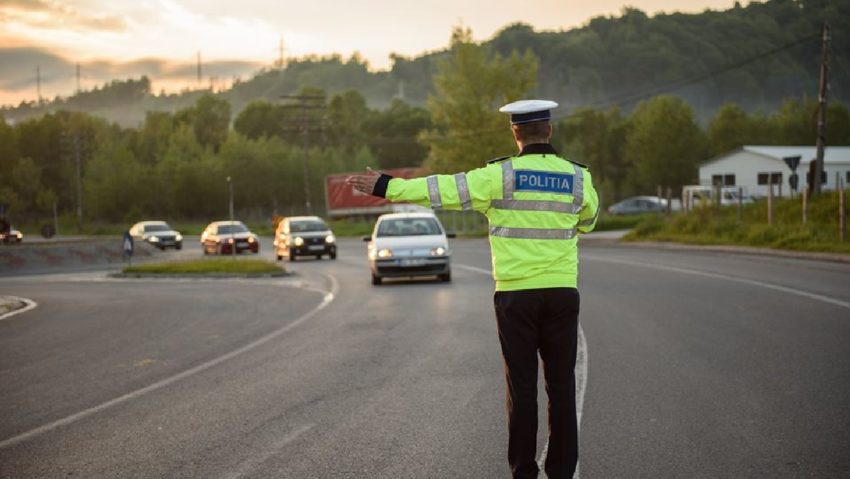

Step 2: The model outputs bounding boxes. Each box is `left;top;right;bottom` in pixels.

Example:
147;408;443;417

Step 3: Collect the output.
372;174;393;198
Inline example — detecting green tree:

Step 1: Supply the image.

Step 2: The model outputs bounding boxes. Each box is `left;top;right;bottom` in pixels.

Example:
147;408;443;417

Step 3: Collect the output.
365;99;432;169
233;101;285;140
419;26;538;173
624;95;705;194
175;94;232;152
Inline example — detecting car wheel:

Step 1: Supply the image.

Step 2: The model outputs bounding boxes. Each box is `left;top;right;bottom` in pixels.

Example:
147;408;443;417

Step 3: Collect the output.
330;251;337;260
176;243;182;250
371;274;382;285
439;271;452;282
316;254;322;260
276;253;282;261
289;248;296;262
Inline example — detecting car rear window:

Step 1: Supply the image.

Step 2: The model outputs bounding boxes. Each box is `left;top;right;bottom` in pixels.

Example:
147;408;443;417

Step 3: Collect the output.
377;218;442;237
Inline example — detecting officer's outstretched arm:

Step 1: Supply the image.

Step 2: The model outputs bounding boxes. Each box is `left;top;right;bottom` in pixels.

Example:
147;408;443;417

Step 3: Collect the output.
377;166;495;213
577;169;600;234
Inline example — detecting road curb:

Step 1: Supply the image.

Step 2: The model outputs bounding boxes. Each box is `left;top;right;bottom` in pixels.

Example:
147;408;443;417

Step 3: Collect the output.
108;271;292;279
0;296;37;320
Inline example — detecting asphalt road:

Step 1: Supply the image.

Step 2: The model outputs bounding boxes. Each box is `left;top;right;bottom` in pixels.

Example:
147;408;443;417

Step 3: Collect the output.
0;238;848;478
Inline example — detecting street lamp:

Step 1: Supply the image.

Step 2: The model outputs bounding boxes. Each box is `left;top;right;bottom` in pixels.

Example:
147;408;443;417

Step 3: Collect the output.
227;176;235;257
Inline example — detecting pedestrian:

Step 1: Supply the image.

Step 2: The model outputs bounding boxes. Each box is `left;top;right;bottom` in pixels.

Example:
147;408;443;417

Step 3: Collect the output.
346;99;599;478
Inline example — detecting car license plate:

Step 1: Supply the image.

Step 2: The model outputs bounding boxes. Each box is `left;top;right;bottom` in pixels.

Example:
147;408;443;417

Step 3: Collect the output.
400;259;425;267
308;245;325;251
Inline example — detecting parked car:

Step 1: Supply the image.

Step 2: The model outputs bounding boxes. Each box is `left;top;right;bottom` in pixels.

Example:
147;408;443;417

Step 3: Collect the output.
201;221;259;255
682;185;755;209
274;215;336;261
607;196;669;215
129;220;183;250
0;225;22;243
363;212;454;285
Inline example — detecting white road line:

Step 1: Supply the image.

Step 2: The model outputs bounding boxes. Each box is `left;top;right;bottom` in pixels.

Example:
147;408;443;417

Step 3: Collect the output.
0;275;339;450
583;255;850;310
455;263;588;478
222;423;315;479
0;296;38;321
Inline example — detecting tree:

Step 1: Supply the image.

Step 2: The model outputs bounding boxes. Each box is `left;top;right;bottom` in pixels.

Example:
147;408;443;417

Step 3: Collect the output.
175;93;231;152
233;101;284;140
365;99;432;169
419;26;538;173
624;95;705;194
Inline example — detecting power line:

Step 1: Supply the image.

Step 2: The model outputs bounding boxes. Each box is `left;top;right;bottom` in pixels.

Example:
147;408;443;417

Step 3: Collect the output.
568;31;821;117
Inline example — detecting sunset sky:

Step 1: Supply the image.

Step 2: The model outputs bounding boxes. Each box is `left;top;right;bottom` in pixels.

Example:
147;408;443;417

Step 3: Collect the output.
0;0;742;106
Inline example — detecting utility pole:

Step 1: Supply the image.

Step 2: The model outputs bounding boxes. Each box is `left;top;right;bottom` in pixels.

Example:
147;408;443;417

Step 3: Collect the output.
227;176;235;257
76;63;81;93
61;130;88;226
277;37;286;69
280;94;326;213
813;22;830;196
36;66;42;103
197;51;202;86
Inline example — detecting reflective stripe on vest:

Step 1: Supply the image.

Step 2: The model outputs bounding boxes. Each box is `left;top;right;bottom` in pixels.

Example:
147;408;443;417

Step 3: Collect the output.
426;175;442;209
496;161;584;213
454;173;473;210
489;226;577;240
577;207;599;227
501;161;515;200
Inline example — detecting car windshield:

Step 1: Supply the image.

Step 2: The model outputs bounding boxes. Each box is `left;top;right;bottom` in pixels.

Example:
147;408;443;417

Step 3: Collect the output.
377;218;442;237
145;224;171;232
290;221;328;233
218;224;248;234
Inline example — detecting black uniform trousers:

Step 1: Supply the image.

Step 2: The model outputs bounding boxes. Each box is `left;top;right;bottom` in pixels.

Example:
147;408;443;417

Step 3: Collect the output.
494;287;580;479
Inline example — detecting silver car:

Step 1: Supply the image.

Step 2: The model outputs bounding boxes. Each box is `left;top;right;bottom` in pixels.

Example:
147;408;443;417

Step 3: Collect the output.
364;212;454;285
129;220;183;250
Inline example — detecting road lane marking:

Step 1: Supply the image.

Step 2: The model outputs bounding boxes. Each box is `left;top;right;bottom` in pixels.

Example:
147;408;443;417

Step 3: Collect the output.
0;275;338;450
455;263;588;478
222;423;315;479
583;255;850;310
0;296;37;321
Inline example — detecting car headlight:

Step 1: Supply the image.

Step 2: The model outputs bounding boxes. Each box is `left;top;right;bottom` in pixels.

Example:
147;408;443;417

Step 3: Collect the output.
430;246;446;256
377;248;393;258
226;238;235;244
175;234;183;241
15;232;23;239
248;236;255;243
325;234;335;244
149;236;160;242
294;237;304;246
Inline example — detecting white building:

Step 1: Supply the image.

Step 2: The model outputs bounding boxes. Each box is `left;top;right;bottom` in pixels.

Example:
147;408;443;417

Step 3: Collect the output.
699;146;850;198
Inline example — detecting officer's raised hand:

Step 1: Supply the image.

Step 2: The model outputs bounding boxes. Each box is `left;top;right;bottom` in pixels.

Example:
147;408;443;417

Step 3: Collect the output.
345;167;381;195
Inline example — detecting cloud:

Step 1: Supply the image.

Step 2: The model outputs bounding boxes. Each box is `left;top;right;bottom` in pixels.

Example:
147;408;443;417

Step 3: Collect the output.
0;46;263;105
0;0;128;32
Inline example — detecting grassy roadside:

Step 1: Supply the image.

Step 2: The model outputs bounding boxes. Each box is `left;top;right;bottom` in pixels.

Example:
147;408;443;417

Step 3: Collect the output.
625;191;850;253
123;258;285;275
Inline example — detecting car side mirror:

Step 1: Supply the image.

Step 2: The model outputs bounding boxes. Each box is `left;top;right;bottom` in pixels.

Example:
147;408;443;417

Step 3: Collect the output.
446;232;457;239
362;236;371;242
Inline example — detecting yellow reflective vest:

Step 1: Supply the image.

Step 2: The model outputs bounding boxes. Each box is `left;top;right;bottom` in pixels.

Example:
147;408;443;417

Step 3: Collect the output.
381;143;599;291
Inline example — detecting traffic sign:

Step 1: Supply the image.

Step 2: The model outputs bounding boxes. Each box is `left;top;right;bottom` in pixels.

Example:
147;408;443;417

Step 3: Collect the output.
783;155;801;172
789;173;799;191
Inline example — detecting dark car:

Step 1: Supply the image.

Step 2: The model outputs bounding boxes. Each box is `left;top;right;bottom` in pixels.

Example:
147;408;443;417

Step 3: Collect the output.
274;216;336;261
606;196;667;215
0;225;22;243
201;221;259;255
129;221;183;250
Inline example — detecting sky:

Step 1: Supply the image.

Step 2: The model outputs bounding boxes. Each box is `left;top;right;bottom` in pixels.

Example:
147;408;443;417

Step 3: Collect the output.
0;0;742;106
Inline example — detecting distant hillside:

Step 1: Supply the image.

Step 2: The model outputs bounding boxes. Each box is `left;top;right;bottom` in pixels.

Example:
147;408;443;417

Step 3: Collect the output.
3;0;848;126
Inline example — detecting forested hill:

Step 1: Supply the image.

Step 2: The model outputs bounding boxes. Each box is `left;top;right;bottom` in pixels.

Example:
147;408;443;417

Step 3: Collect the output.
3;0;848;126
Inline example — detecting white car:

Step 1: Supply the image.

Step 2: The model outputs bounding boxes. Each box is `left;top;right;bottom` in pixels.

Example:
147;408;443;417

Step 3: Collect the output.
364;212;455;285
129;220;183;250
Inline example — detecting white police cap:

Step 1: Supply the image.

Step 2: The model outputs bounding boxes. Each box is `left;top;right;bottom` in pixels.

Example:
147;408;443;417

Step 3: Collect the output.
499;99;558;124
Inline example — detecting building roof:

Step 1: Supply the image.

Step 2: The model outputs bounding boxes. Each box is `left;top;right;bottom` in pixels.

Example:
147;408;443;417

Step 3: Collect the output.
742;146;850;164
703;146;850;167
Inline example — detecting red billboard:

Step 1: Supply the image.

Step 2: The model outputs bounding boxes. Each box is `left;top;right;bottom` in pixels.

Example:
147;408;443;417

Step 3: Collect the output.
324;167;424;217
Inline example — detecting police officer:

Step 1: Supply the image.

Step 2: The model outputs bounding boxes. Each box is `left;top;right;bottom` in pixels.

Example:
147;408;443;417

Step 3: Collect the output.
346;99;599;478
